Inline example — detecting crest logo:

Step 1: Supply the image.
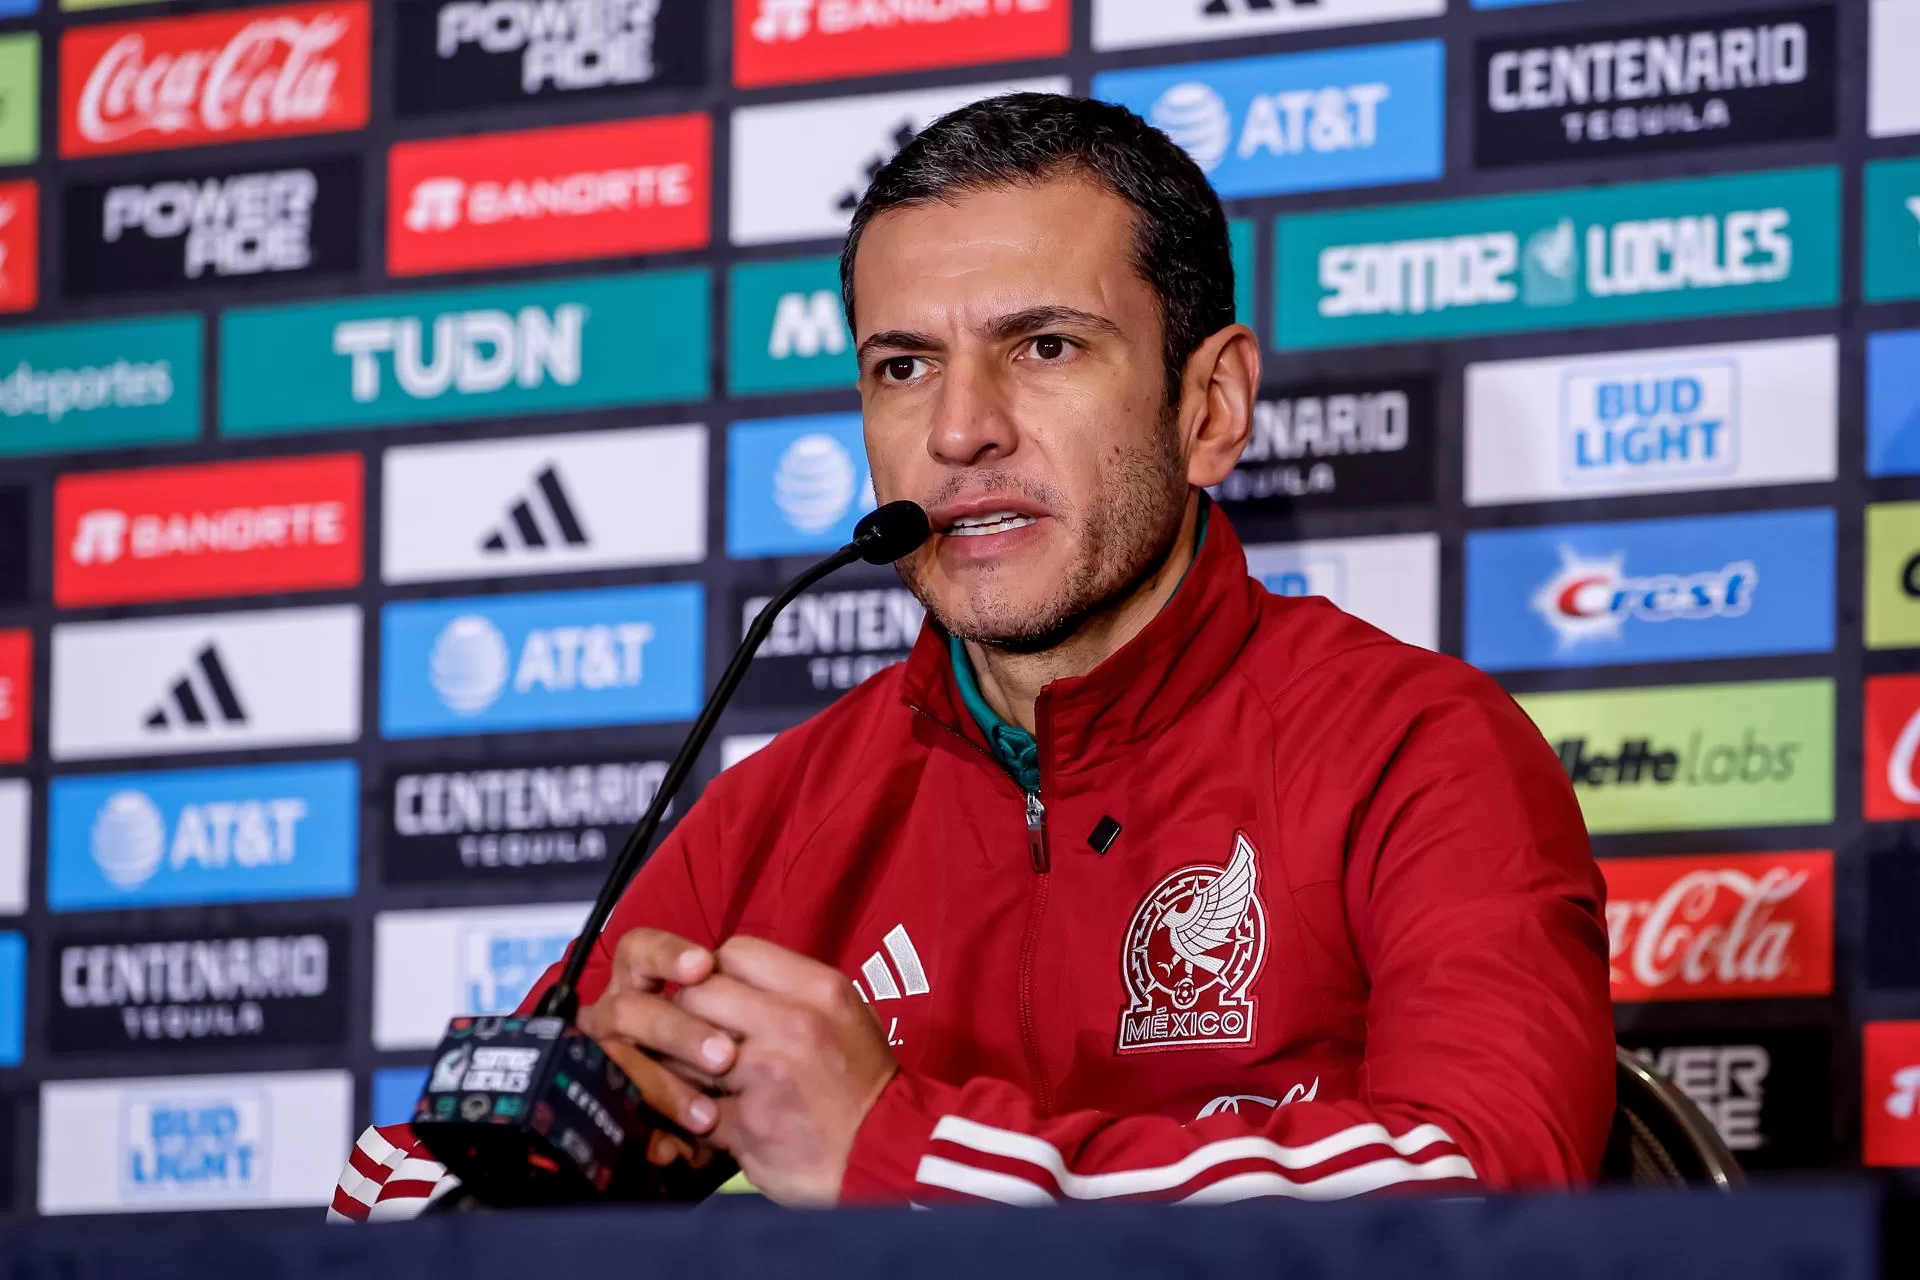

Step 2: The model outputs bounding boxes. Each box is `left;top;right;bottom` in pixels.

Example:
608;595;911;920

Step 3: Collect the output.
1116;832;1267;1054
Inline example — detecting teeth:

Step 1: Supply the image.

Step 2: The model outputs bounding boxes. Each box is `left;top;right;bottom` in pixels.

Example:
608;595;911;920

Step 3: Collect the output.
948;513;1037;538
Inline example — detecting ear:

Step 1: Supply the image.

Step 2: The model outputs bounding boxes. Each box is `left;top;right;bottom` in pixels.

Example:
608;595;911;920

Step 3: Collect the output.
1176;323;1260;489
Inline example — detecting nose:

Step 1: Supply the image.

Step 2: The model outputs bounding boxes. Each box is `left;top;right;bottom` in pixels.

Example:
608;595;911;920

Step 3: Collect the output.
927;351;1018;468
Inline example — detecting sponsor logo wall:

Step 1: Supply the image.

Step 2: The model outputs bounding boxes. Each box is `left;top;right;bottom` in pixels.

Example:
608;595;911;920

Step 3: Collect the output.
0;0;1901;1217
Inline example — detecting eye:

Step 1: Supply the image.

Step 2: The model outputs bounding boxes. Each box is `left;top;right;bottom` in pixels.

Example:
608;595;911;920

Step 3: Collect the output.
878;356;925;383
1026;335;1071;361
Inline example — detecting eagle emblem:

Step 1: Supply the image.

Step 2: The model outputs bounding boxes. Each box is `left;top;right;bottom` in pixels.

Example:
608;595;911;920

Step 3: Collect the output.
1115;832;1268;1054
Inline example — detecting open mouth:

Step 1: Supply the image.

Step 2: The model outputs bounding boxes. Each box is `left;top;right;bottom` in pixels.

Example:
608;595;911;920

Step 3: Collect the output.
945;512;1040;538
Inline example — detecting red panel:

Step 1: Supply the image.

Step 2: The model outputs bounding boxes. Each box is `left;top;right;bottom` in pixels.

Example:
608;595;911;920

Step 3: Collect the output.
1864;674;1920;821
54;453;364;607
0;180;37;315
1600;850;1833;1003
733;0;1070;89
0;630;27;764
388;114;711;278
60;2;371;158
1864;1022;1920;1167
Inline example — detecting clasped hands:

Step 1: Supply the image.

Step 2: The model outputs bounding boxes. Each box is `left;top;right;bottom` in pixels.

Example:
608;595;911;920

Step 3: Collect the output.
574;929;899;1205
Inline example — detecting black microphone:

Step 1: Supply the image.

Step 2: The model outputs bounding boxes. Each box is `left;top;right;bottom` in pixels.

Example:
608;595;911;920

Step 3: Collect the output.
407;501;932;1207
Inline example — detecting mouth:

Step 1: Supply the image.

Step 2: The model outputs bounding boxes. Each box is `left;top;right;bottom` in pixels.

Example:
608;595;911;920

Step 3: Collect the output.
945;511;1041;538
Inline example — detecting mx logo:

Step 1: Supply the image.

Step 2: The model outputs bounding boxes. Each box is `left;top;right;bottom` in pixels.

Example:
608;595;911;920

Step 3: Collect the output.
836;121;918;213
145;645;247;732
480;466;590;557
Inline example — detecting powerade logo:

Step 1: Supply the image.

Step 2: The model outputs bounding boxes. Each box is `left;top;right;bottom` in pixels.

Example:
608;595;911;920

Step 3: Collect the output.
728;255;852;396
1276;166;1839;349
121;1091;265;1203
1869;330;1920;477
461;919;571;1015
46;761;358;912
382;584;704;739
1093;39;1443;199
219;269;709;437
0;314;200;457
727;414;874;558
1466;510;1834;672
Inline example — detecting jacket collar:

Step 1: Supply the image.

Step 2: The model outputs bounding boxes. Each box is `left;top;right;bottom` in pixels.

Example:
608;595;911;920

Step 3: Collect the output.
899;500;1263;785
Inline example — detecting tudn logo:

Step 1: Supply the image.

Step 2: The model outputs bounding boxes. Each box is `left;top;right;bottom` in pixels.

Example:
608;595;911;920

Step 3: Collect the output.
774;434;858;534
430;615;510;715
91;790;167;889
480;465;590;556
146;644;248;731
1150;83;1231;173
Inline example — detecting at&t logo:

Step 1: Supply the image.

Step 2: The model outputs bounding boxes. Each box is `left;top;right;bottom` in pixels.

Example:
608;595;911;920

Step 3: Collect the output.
775;434;869;535
90;790;307;890
427;614;658;716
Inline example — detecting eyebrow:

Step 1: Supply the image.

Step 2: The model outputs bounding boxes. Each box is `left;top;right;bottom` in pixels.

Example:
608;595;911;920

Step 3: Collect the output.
855;305;1126;364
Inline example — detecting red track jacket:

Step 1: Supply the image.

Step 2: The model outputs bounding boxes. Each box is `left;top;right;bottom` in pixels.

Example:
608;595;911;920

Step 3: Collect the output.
333;510;1614;1220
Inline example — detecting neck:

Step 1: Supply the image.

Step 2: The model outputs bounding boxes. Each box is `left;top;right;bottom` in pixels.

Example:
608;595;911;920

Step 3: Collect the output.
963;492;1201;734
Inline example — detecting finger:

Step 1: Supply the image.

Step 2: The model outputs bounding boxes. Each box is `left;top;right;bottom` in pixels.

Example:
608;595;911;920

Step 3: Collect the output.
713;935;855;1009
591;988;736;1075
594;1034;719;1136
647;1130;696;1167
609;928;714;995
673;971;796;1039
660;1056;724;1094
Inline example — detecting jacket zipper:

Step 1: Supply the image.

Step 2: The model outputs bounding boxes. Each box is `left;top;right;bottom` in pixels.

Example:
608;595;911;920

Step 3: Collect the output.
905;700;1055;1113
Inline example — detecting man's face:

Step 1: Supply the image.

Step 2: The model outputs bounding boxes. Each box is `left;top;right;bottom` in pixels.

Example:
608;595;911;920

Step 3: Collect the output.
851;176;1190;650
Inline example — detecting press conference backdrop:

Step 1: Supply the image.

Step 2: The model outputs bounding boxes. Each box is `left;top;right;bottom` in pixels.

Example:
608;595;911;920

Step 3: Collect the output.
0;0;1913;1221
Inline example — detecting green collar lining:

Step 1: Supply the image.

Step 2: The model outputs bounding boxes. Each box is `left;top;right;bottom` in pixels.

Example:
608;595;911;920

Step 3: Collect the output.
948;500;1210;796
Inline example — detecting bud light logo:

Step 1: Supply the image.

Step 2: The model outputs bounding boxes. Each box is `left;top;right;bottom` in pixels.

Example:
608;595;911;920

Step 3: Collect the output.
48;762;358;911
1466;509;1834;671
1093;40;1444;199
382;584;703;738
122;1092;266;1203
1563;362;1738;487
728;414;875;557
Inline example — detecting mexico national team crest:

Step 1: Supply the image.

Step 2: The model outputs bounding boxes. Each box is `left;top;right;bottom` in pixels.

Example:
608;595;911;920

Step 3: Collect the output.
1116;832;1267;1054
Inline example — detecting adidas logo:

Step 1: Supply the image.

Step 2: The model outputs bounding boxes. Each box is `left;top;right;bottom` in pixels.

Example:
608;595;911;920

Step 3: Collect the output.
480;465;590;555
852;924;930;1002
835;120;918;213
1203;0;1309;13
145;644;247;731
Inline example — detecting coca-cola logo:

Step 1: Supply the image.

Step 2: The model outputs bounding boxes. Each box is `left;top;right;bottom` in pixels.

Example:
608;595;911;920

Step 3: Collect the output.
1865;675;1920;820
1601;851;1832;1002
60;3;371;158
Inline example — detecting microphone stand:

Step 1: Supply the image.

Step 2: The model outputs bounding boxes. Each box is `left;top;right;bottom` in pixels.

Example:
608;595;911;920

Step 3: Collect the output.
409;503;931;1207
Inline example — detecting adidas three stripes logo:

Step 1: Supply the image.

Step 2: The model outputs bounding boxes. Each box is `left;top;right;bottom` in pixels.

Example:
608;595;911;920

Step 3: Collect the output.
480;465;590;555
145;644;247;731
854;924;930;1002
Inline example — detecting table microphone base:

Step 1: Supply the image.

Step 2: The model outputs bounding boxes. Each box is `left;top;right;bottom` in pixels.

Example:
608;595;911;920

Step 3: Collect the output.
409;1014;730;1206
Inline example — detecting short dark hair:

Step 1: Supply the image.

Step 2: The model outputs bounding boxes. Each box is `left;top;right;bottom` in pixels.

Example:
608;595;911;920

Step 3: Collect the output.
840;92;1236;404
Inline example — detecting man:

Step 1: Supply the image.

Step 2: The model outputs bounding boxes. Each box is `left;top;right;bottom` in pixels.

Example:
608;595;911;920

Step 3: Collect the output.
334;93;1612;1220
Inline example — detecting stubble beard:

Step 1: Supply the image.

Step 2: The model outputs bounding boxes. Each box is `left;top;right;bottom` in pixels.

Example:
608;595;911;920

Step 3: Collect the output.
898;412;1190;655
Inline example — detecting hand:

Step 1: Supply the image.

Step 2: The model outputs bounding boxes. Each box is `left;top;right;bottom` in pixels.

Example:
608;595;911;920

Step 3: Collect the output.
675;936;898;1205
576;928;738;1166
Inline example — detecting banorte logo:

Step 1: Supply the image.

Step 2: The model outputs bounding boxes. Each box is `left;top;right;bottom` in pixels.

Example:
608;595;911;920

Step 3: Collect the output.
1864;674;1920;821
735;0;1067;89
59;1;371;159
1864;1021;1920;1167
0;629;28;765
54;454;363;607
388;114;710;277
1601;851;1832;1002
